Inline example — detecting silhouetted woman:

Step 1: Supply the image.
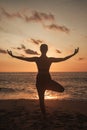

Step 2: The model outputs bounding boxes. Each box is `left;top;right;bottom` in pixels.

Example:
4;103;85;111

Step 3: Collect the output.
7;44;79;117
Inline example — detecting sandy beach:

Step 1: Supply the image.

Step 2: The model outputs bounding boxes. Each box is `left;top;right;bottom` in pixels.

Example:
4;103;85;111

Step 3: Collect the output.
0;99;87;130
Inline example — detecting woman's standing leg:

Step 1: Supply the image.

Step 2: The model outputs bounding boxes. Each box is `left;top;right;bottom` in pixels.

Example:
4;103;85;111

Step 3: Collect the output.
37;89;46;117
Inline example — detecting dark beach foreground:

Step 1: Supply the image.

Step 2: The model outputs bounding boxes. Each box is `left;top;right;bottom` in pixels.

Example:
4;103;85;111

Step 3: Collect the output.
0;99;87;130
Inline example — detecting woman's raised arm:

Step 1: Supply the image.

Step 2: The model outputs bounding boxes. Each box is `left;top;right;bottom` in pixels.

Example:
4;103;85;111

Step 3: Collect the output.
7;50;37;62
50;48;79;63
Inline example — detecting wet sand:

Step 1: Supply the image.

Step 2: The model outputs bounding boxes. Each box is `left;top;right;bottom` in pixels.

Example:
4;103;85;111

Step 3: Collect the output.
0;99;87;130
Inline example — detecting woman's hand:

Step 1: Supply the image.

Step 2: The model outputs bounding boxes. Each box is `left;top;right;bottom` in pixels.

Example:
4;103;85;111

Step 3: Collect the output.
7;50;14;57
73;48;79;55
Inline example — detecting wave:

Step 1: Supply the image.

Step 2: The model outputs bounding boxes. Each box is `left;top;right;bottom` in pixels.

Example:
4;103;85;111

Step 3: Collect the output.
0;87;33;93
0;87;16;93
0;87;26;93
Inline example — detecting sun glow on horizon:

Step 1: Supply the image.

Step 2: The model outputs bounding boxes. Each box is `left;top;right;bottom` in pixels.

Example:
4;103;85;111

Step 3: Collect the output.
44;91;70;100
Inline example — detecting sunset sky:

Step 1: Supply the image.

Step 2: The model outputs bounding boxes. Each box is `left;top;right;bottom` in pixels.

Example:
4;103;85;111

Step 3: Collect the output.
0;0;87;72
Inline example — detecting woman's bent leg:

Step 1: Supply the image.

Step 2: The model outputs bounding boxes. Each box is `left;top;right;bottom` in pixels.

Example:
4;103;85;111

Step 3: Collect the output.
48;80;64;92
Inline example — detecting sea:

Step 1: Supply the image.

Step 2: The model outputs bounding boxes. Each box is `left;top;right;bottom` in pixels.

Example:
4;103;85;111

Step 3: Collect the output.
0;72;87;100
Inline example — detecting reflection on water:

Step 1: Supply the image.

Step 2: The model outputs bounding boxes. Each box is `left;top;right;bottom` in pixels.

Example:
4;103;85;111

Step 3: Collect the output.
0;91;70;100
45;90;70;99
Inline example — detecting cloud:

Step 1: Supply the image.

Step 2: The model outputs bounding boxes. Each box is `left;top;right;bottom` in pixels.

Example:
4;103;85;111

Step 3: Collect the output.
0;48;7;54
78;57;85;61
0;7;54;23
0;7;22;19
44;24;70;33
31;38;43;45
24;49;39;55
56;49;62;53
25;11;54;23
12;44;26;50
12;44;39;55
0;7;70;34
21;44;26;49
16;47;21;50
12;47;21;50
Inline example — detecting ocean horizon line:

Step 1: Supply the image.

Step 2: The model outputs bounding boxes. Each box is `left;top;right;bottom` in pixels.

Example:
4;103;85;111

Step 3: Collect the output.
0;71;87;73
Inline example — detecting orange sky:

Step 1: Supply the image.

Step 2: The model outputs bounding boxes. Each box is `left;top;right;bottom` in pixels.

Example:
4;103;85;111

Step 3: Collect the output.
0;0;87;72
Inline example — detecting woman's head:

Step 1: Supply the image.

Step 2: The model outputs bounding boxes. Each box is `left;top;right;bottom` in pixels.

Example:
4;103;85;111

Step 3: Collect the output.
40;44;48;54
